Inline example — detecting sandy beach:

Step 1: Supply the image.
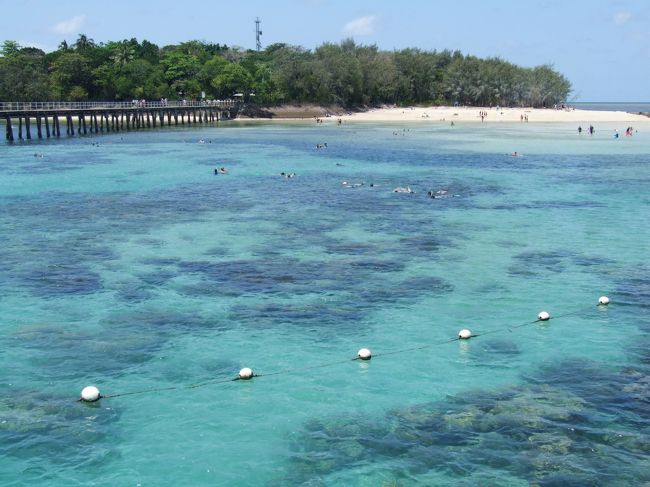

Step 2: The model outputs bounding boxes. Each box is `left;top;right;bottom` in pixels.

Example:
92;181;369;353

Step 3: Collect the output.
235;104;650;124
340;105;650;123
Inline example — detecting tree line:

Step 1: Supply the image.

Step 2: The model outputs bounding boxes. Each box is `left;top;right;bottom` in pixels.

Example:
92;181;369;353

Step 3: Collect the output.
0;36;571;107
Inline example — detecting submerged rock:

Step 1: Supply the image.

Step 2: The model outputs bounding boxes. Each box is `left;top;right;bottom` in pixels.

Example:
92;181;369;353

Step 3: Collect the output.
0;389;120;465
282;360;650;486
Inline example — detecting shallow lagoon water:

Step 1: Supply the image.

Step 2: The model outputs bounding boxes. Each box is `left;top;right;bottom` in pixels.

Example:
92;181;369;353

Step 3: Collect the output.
1;121;649;486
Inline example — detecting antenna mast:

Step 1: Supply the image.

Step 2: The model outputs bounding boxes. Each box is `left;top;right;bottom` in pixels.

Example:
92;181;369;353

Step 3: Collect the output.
255;18;263;51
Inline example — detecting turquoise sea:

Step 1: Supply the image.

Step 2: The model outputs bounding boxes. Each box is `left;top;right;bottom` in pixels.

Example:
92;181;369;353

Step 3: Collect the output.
1;120;649;486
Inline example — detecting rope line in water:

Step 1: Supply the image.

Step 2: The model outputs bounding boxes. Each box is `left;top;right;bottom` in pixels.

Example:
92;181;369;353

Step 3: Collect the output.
79;299;610;403
102;377;240;399
256;357;360;379
371;337;460;359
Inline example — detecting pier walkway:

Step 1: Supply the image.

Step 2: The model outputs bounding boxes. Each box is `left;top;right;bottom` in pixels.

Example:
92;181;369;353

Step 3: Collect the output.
1;100;239;141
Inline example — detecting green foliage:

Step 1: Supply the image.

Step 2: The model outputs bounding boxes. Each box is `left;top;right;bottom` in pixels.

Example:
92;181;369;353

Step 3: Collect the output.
0;44;51;100
211;63;252;98
197;55;228;93
0;36;572;106
68;85;88;101
49;52;92;100
107;41;136;70
1;40;21;57
161;51;199;82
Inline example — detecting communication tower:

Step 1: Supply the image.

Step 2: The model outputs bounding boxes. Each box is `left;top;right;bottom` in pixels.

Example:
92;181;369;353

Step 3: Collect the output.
255;18;263;51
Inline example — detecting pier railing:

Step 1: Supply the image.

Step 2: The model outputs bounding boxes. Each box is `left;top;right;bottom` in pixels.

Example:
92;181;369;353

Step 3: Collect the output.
0;100;238;111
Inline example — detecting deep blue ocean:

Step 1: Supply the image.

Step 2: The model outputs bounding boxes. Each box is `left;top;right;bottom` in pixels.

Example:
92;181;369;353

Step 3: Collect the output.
573;102;650;113
1;120;649;486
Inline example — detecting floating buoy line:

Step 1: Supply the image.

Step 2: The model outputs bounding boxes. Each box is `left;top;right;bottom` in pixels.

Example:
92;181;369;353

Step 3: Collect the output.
79;296;611;402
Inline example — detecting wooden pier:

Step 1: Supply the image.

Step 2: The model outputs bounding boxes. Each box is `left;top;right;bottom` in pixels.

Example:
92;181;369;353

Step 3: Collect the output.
1;100;238;141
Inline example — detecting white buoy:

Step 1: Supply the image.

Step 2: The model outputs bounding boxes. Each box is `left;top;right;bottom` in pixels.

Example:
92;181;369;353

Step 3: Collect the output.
598;296;610;305
458;329;472;340
538;311;550;321
238;367;254;380
80;385;101;402
358;348;372;360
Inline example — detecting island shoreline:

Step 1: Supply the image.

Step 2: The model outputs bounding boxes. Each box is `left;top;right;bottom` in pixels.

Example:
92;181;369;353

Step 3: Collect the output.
234;103;650;123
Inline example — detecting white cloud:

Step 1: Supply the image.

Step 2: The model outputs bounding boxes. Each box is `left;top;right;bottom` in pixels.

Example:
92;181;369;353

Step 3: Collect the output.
343;15;377;36
51;15;86;35
613;11;632;25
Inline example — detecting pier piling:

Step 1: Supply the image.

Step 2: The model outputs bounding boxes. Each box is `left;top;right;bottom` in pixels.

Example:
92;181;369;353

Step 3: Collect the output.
5;116;13;141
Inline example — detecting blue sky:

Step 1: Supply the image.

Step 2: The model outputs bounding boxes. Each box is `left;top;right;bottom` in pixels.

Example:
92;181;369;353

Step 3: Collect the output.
2;0;649;101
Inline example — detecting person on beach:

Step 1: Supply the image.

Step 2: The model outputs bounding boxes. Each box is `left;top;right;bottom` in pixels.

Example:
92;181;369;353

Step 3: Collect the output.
578;126;582;134
589;125;595;135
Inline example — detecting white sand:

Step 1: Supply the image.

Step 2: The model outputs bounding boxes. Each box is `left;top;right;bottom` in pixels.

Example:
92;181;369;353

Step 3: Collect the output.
337;105;649;124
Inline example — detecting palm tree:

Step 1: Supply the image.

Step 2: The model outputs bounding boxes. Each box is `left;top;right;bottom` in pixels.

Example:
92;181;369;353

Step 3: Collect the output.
1;40;21;57
73;34;95;52
110;42;136;71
